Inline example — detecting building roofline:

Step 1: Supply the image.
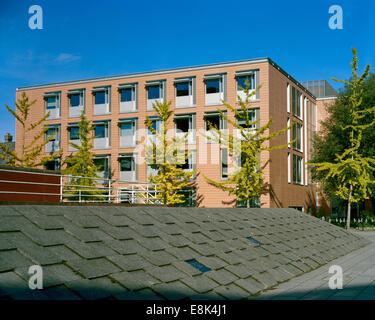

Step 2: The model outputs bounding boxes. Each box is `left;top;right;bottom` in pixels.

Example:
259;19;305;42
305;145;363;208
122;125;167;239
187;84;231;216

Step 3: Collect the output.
15;57;316;99
316;96;338;101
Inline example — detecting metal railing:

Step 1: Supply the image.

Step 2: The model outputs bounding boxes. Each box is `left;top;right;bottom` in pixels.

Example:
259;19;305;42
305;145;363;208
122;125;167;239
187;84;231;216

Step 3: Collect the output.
0;167;162;204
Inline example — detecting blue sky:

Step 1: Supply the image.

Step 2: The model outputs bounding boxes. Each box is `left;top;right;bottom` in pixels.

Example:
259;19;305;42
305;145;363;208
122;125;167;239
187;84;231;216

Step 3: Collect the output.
0;0;374;140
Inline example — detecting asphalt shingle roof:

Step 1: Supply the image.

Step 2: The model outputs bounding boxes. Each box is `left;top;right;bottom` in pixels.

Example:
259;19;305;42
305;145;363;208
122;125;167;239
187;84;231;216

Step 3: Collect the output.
0;205;370;300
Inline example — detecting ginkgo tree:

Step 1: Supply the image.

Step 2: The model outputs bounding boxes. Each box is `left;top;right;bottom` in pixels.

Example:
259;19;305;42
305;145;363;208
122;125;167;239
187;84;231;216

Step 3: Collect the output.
0;92;60;167
144;100;197;205
204;79;294;208
309;48;375;229
62;111;105;201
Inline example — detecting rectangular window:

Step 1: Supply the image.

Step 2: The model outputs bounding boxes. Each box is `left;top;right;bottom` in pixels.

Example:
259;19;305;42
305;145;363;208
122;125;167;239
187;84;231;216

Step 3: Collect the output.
204;74;225;106
68;124;81;152
93;87;110;115
293;154;303;184
120;88;133;102
236;109;257;129
44;157;60;171
175;187;197;207
176;150;196;175
70;94;81;107
95;91;106;105
119;154;137;182
237;75;255;91
44;92;60;119
176;82;189;96
236;108;259;140
95;125;106;138
148;85;161;100
205;113;226;143
68;89;85;118
235;70;258;102
45;125;60;153
119;119;136;148
46;97;56;109
147;118;161;136
175;114;195;144
175;78;195;108
146;81;165;110
94;156;110;181
206;79;221;94
119;84;137;113
69;127;80;140
46;127;57;141
292;86;302;118
292;122;303;151
94;121;110;149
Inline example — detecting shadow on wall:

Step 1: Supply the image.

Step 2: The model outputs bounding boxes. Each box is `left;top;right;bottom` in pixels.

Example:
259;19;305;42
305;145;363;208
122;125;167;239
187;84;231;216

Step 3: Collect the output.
304;187;331;217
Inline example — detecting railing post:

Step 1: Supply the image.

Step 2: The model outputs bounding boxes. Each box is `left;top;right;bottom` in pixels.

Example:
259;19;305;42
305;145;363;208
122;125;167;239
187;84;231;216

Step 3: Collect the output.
108;179;111;203
79;190;81;203
60;175;63;203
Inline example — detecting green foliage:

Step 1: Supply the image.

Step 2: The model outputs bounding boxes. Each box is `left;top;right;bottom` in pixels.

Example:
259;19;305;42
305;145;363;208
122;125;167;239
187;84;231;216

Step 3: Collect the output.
203;79;293;208
309;48;375;228
62;112;105;201
144;100;197;205
0;92;60;167
311;73;375;196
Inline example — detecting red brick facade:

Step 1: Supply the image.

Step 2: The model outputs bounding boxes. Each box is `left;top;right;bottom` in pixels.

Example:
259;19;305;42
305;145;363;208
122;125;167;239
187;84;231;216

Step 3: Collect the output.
15;58;332;209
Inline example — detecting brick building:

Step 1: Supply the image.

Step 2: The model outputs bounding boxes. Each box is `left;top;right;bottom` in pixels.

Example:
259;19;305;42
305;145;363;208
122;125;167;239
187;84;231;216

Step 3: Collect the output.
15;57;336;209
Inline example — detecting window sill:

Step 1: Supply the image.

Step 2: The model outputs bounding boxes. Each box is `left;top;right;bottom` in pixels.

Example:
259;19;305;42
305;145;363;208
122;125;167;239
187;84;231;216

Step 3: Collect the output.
175;104;196;109
205;103;224;107
119;110;138;114
93;147;111;150
93;112;112;116
236;99;260;104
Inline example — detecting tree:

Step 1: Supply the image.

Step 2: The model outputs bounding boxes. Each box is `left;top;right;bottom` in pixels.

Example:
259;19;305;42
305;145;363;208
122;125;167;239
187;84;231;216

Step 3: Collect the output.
62;112;104;202
144;100;197;205
0;92;60;167
204;79;293;208
309;48;375;229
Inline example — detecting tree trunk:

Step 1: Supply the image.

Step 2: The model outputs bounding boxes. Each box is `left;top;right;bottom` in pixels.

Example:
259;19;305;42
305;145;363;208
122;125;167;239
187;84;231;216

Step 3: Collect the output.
346;184;353;230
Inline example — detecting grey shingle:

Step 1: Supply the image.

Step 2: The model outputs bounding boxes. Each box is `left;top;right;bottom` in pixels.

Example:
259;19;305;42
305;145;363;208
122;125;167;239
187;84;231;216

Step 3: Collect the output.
67;258;121;279
215;284;250;299
66;277;126;300
44;285;82;300
111;270;160;290
107;254;151;272
152;280;196;299
0;250;33;272
234;278;265;295
140;250;177;267
145;265;186;283
206;268;238;286
180;275;219;293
